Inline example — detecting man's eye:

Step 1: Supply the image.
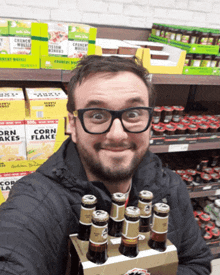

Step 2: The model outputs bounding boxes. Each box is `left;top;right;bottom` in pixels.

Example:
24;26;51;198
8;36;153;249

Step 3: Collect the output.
126;111;140;118
92;113;104;120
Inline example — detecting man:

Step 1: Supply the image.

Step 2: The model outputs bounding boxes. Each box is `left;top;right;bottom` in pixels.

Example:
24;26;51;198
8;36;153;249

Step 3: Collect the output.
0;55;212;274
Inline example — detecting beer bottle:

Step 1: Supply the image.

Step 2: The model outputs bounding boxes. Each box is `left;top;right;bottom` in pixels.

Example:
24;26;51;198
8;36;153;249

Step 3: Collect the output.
138;190;153;232
87;210;109;264
148;203;170;252
108;192;126;237
119;206;140;258
77;194;97;241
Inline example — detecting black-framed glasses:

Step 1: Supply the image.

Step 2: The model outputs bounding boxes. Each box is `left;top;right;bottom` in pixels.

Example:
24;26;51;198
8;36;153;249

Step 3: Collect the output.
72;107;153;134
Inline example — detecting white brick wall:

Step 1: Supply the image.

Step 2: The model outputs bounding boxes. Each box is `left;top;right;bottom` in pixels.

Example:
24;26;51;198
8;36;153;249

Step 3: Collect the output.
0;0;220;29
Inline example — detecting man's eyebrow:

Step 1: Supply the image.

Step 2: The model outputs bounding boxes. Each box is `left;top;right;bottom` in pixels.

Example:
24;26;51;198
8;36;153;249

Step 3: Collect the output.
125;97;145;105
84;100;104;108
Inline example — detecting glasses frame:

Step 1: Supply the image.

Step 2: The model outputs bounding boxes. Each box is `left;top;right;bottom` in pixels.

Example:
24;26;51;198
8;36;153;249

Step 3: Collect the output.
73;107;153;134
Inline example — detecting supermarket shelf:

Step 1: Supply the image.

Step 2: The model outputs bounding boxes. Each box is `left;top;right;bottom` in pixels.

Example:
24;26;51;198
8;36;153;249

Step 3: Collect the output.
150;141;220;153
151;74;220;85
189;189;220;199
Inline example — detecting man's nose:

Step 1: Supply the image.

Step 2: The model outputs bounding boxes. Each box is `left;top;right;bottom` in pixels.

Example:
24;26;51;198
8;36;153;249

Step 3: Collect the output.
105;118;128;141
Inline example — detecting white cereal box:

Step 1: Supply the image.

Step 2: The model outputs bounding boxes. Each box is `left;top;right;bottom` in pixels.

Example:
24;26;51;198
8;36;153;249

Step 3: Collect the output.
68;24;90;58
48;22;68;57
0;171;29;200
0;87;25;119
25;119;59;160
0;120;26;162
8;20;32;55
24;87;67;119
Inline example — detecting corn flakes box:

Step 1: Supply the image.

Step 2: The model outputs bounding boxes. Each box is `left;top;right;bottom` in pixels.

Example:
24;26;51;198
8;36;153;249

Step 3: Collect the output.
0;87;25;119
25;87;67;119
0;120;26;162
0;19;9;54
0;171;29;200
68;24;91;58
25;119;59;160
47;22;68;57
8;19;32;55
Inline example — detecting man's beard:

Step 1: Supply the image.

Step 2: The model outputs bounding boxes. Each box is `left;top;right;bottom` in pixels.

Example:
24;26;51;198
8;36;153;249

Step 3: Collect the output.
76;139;149;184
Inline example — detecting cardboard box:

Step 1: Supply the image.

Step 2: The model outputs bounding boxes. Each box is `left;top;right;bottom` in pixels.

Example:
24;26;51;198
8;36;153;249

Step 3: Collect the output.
0;120;26;162
0;159;46;174
24;88;67;119
0;171;29;200
0;87;25;119
0;19;9;54
70;232;178;275
25;119;63;160
40;22;97;70
0;21;40;69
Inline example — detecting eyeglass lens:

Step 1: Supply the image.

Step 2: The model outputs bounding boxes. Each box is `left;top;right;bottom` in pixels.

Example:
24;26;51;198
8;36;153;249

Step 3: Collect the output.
83;108;150;133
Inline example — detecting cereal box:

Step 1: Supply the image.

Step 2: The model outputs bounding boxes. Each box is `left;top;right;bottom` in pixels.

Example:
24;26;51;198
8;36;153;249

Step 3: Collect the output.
0;19;9;54
8;19;32;55
0;171;29;200
0;120;26;162
68;24;90;58
25;119;60;160
25;88;67;119
47;22;68;57
0;87;25;119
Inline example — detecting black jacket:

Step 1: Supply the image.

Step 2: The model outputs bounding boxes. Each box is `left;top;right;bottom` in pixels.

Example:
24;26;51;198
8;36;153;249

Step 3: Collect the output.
0;137;212;274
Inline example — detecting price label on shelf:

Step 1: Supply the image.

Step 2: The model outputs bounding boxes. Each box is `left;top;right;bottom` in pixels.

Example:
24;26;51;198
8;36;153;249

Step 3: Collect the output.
168;144;189;152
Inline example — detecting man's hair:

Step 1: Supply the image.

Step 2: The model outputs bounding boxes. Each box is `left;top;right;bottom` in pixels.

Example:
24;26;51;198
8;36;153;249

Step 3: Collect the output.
67;55;155;113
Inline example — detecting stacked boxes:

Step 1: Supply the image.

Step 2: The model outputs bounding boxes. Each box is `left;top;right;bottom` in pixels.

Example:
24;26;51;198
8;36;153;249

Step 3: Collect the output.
0;19;9;54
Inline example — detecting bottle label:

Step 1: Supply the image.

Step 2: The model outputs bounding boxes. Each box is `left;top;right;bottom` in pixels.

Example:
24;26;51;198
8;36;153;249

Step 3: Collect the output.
79;206;96;225
151;214;168;234
89;224;108;245
163;115;172;123
156;30;160;36
170;33;175;40
110;202;125;222
152;115;160;124
176;34;182;41
182;35;190;43
122;219;139;239
138;201;152;218
190;36;197;44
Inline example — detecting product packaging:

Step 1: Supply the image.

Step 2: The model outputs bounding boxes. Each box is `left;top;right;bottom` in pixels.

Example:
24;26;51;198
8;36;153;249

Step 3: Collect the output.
24;88;67;119
0;19;10;54
0;120;26;162
0;87;25;119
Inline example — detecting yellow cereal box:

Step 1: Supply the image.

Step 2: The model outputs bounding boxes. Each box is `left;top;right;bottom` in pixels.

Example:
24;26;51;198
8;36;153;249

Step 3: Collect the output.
0;120;26;162
24;88;67;119
0;87;25;119
25;119;60;160
0;171;29;200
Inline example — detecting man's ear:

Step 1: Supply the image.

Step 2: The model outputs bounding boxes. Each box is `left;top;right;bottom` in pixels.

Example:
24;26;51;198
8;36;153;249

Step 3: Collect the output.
68;112;76;143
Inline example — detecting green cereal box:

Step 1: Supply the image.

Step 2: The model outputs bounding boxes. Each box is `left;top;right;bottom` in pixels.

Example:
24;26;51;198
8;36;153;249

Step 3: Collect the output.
47;22;68;57
0;19;9;54
8;20;32;55
68;24;90;58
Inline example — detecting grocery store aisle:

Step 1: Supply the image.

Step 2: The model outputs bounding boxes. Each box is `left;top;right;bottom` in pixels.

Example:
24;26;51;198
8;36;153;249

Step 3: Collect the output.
211;259;220;274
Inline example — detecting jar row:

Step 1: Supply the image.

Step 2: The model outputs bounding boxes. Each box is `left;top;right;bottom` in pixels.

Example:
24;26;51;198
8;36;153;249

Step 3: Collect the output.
185;54;220;68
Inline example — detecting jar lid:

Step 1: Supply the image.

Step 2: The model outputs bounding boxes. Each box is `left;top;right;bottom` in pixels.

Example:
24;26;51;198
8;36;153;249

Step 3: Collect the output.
182;174;193;183
211;227;220;237
205;221;215;230
203;168;214;174
214;199;220;208
165;123;177;131
154;203;170;213
153;124;165;132
198;123;209;130
82;194;97;205
211;173;219;180
139;190;153;200
112;192;126;203
214;167;220;173
191;119;202;124
154;106;163;112
186;169;197;176
201;172;212;181
176;123;187;130
92;210;109;222
209;123;219;129
125;206;140;218
163;106;174;112
203;231;212;240
199;213;211;222
187;124;198;130
176;169;186;176
173;106;184;111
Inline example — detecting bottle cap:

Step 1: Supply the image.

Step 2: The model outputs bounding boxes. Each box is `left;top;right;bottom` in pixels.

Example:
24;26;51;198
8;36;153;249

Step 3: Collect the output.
82;194;97;205
112;192;126;203
125;206;140;218
154;203;170;214
139;190;153;200
92;210;109;223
